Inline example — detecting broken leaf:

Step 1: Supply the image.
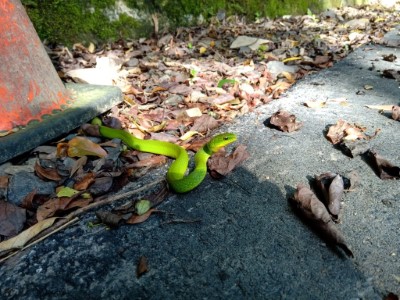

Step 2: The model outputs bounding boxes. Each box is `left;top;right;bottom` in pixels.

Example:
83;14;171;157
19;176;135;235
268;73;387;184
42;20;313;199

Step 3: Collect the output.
0;217;57;253
269;110;303;133
67;137;107;158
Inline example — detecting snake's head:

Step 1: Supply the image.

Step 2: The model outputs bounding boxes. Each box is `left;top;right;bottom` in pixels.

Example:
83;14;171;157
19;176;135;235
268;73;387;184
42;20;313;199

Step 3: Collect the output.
207;133;237;153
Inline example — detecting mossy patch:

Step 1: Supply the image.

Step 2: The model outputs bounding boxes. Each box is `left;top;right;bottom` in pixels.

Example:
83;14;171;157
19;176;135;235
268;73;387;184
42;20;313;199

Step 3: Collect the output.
22;0;363;46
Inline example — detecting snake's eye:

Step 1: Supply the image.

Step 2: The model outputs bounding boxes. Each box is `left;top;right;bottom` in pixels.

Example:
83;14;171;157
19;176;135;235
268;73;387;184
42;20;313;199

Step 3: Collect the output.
223;136;229;140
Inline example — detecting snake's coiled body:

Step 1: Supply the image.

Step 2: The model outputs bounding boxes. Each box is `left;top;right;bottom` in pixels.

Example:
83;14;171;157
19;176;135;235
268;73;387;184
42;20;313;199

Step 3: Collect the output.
98;125;236;193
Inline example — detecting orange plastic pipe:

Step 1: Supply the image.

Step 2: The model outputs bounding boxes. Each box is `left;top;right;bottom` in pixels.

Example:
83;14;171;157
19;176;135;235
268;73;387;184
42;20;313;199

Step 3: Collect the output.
0;0;70;131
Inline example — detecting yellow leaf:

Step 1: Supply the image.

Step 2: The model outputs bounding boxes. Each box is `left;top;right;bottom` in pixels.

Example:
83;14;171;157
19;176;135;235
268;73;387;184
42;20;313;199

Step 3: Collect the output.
282;56;302;63
88;42;96;53
281;71;295;83
180;130;201;141
199;47;207;54
0;217;58;253
67;137;107;158
56;186;79;198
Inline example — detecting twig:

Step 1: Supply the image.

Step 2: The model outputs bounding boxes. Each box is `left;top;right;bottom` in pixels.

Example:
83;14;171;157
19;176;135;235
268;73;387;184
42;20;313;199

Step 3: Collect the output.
0;217;79;264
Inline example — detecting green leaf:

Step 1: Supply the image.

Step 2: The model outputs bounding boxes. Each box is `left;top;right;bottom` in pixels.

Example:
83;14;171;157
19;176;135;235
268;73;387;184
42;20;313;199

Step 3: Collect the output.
135;200;151;216
217;79;237;88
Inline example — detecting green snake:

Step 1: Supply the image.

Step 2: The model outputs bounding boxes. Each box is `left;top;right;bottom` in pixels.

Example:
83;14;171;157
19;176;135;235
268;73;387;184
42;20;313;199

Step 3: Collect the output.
93;119;237;193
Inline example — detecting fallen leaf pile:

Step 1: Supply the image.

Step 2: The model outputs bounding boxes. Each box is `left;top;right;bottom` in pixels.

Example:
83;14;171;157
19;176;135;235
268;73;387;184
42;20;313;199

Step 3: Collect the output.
292;178;353;257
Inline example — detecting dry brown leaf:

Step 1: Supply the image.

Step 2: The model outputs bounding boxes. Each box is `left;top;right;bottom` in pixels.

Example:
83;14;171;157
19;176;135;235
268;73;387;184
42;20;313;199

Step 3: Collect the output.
81;124;101;137
392;105;400;121
74;172;95;190
190;115;219;133
326;120;375;145
0;217;57;253
382;54;397;62
0;200;26;237
384;292;399;300
0;176;9;188
293;184;332;223
269;110;303;133
303;100;326;108
137;255;149;278
20;190;37;210
292;184;353;257
328;175;344;218
70;156;88;177
367;150;400;180
96;211;124;227
67;137;107;158
382;69;400;81
266;81;292;98
36;197;74;221
34;160;62;181
126;209;156;224
208;144;250;177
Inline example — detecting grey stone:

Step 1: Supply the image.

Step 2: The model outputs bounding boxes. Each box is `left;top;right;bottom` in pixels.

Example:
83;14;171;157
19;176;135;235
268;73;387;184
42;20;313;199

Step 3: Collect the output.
7;171;57;205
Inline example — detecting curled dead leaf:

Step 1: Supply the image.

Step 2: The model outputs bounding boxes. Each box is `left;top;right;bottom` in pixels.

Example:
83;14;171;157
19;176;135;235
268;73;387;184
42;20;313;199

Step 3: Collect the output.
96;211;125;228
392;105;400;121
34;160;62;181
269;110;303;133
67;137;107;158
292;184;353;257
314;172;343;220
208;144;250;177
